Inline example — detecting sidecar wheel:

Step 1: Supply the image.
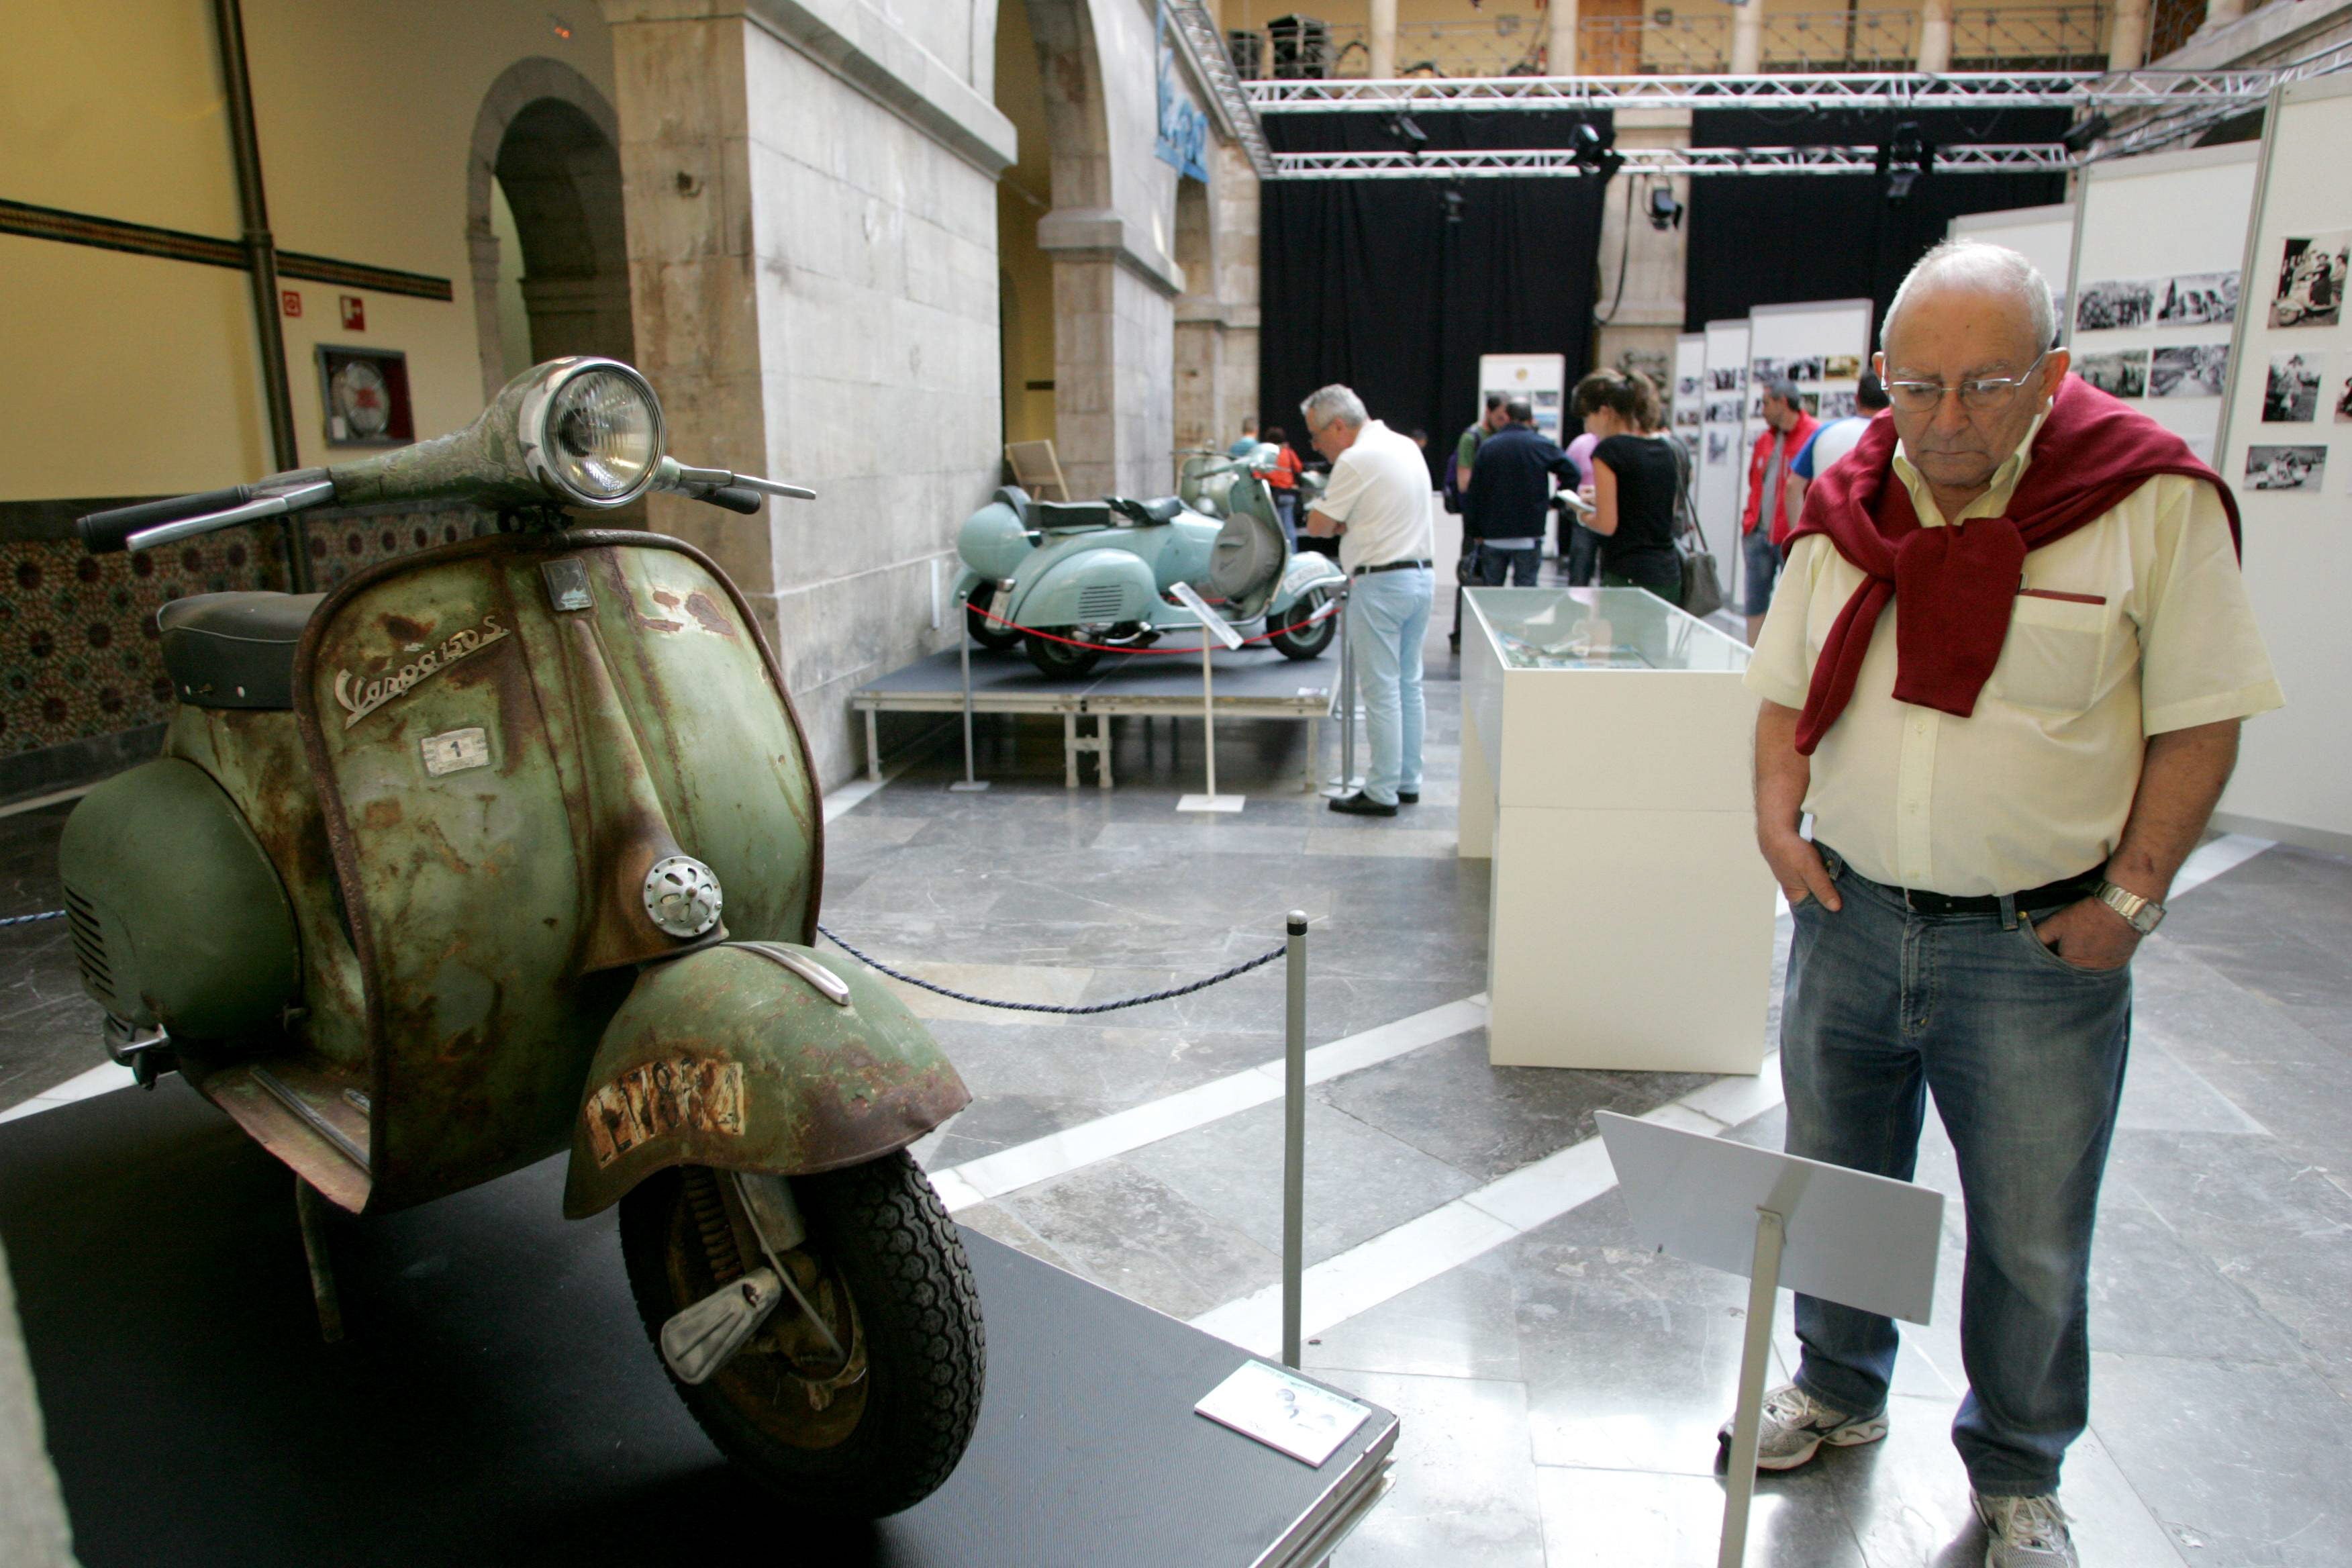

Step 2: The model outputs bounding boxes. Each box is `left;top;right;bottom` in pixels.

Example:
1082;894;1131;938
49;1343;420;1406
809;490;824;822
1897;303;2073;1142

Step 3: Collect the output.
1024;628;1101;678
1269;586;1338;660
618;1154;985;1517
964;585;1023;651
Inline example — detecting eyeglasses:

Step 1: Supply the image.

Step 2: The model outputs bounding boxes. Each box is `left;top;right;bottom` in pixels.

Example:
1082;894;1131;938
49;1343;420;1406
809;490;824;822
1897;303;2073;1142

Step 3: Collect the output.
1883;350;2049;414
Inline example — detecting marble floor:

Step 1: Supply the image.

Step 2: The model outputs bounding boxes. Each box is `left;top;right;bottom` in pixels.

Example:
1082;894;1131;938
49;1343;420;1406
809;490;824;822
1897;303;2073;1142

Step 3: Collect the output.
3;594;2349;1567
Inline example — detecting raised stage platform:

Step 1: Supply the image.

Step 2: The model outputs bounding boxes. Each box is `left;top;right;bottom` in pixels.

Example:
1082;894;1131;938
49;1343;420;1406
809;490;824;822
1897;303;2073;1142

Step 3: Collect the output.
0;1079;1395;1567
851;644;1336;789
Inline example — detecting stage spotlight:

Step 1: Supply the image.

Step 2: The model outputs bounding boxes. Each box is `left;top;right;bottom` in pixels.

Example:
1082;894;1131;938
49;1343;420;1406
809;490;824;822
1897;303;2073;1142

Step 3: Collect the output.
1440;187;1467;224
1572;121;1624;183
1646;181;1683;230
1387;112;1428;151
1879;121;1933;203
2061;113;2111;153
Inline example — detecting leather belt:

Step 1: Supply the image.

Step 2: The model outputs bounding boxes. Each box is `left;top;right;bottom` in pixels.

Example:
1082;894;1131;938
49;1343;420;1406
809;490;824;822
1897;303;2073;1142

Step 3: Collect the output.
1351;558;1433;577
1820;844;2097;916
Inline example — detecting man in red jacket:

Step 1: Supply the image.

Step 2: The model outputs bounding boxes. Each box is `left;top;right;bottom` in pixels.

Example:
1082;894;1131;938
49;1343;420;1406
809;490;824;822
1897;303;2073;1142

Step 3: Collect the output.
1741;376;1817;644
1736;240;2281;1568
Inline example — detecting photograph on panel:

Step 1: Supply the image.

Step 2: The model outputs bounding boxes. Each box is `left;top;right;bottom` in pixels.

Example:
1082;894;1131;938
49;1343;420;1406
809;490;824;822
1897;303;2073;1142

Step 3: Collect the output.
1708;365;1745;391
2336;370;2352;422
1706;430;1733;463
2244;443;2328;491
2267;233;2348;328
2149;344;2231;397
1749;356;1786;383
2156;271;2239;326
1787;356;1824;383
1818;391;1859;418
1676;372;1701;399
2262;351;2325;422
2075;278;2155;332
1706;397;1742;424
1823;353;1863;380
2075;350;2150;398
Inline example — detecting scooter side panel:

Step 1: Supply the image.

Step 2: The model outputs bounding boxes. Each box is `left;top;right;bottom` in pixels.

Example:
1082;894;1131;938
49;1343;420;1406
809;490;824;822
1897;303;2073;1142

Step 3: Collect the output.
562;944;971;1218
1008;545;1161;629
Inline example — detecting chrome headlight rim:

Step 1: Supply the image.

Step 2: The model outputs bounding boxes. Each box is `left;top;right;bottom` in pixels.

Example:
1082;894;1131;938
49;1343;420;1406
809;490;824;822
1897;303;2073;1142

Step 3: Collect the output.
515;357;667;509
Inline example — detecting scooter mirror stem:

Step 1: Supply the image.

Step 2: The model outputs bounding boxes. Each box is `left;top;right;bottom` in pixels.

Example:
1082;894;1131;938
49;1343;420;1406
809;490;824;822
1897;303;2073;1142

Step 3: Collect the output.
656;457;817;503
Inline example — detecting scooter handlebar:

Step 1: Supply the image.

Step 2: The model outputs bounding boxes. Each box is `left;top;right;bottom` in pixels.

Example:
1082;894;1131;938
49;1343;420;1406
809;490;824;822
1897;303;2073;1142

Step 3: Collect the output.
78;470;332;554
704;485;765;515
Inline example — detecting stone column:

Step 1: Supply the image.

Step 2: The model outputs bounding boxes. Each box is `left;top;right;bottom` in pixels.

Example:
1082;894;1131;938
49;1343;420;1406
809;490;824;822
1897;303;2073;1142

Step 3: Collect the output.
1730;0;1765;74
2108;0;2150;68
1038;216;1182;501
1918;0;1955;72
1593;111;1694;384
1551;0;1581;75
2203;0;2248;28
1173;140;1261;455
1371;0;1399;79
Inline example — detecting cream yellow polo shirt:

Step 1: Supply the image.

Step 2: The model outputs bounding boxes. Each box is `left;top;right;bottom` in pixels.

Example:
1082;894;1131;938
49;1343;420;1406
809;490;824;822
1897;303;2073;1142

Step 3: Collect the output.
1746;424;2284;896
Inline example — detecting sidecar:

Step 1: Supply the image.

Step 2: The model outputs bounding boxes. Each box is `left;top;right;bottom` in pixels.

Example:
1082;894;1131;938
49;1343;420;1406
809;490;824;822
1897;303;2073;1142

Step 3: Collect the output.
952;449;1342;677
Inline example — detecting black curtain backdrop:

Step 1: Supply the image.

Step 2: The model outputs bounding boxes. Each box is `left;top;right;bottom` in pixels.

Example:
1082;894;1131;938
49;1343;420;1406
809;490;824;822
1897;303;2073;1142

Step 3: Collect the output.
1261;112;1613;482
1682;108;2071;337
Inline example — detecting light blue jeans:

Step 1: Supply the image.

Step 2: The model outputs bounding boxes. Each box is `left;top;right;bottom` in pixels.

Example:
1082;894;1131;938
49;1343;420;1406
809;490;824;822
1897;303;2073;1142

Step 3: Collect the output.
1344;567;1432;806
1782;844;2132;1498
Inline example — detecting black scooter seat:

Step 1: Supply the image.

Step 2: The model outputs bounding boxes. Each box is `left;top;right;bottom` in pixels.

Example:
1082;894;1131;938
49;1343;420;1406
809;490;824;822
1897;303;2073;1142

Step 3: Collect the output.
1106;495;1185;527
1034;501;1112;531
158;591;324;710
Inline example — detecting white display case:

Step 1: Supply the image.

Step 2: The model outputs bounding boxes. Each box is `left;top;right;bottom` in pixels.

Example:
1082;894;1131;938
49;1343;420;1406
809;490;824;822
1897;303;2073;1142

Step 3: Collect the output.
1459;588;1775;1075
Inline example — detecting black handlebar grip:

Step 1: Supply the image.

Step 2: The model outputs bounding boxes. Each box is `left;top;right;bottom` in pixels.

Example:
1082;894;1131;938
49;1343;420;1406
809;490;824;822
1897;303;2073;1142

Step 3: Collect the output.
77;487;254;553
705;485;765;515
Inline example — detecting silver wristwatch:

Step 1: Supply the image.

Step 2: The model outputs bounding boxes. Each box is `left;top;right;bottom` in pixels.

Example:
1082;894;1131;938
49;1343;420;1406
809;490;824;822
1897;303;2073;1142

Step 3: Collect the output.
2095;880;2165;935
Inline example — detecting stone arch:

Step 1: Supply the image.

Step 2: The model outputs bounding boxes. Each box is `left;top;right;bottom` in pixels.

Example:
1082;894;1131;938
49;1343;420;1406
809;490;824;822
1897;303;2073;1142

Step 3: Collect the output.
465;58;632;404
1022;0;1114;215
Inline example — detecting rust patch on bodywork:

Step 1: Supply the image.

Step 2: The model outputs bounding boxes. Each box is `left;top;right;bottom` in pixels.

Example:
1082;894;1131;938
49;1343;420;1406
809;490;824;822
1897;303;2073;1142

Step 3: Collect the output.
585;1058;746;1167
685;592;737;638
362;799;402;830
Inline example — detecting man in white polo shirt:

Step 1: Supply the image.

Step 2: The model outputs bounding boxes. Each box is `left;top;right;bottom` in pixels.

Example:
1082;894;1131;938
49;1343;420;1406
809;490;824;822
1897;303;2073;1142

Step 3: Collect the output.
1302;385;1435;817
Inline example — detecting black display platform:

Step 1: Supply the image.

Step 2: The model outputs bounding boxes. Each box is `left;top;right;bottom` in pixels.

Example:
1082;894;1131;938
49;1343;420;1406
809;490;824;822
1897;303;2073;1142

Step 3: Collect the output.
1;1081;1394;1567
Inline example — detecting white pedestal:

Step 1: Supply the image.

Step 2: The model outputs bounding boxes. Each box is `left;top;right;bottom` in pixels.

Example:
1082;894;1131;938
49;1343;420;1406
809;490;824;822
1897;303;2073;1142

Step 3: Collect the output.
1460;588;1775;1075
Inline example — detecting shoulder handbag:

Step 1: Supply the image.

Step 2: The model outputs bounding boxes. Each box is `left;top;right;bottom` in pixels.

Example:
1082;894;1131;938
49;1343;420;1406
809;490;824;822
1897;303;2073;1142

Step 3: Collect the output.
1667;436;1726;620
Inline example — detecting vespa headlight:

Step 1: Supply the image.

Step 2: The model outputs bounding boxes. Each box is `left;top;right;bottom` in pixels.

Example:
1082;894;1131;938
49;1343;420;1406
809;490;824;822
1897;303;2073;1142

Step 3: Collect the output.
524;360;665;507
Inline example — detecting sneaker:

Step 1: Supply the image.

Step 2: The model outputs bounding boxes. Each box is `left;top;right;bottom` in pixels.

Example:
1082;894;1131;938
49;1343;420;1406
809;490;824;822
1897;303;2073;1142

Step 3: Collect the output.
1716;1383;1888;1471
1974;1493;2076;1568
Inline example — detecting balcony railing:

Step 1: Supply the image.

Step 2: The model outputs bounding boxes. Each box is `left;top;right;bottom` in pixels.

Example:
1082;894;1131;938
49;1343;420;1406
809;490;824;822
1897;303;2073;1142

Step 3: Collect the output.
1236;6;2112;79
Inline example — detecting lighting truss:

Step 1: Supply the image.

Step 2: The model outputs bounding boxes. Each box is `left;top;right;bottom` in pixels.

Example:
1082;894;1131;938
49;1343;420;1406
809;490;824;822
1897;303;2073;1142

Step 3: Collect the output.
1270;144;2074;179
1244;69;2277;114
1168;2;1277;180
2090;36;2352;164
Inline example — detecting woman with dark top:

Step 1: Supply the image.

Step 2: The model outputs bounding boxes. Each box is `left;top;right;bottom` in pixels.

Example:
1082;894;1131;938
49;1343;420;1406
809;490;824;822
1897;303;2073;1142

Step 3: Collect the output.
1569;370;1683;600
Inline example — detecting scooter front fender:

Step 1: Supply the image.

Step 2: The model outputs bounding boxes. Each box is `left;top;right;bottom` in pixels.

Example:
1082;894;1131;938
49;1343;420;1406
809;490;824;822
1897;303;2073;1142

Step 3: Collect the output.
561;943;969;1218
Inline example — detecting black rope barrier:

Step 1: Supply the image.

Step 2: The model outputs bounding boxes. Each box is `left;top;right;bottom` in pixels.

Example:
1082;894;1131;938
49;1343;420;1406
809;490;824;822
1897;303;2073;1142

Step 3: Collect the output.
816;923;1285;1015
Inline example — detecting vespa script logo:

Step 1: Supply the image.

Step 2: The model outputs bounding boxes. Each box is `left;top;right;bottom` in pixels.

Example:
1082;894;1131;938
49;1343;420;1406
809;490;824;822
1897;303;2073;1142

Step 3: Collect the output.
332;614;509;728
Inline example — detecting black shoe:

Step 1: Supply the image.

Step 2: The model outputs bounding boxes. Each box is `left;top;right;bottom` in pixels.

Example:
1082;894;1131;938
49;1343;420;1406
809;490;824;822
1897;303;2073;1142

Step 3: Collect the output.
1398;791;1420;805
1328;791;1398;818
1447;635;1461;652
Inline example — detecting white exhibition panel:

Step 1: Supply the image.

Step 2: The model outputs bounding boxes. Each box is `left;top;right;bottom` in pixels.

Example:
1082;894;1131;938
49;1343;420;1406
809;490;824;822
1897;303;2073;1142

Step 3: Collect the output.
1949;202;2075;331
1459;587;1775;1076
2214;75;2352;846
1670;331;1705;465
1698;318;1751;602
1742;299;1874;603
2067;143;2259;460
1479;353;1568;441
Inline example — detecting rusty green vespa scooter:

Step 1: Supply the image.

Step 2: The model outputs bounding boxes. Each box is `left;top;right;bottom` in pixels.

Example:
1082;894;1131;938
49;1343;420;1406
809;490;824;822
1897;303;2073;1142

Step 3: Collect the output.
56;358;981;1516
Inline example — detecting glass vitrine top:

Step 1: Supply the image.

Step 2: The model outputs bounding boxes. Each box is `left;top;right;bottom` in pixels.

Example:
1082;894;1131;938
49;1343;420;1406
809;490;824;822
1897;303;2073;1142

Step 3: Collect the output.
1466;587;1751;673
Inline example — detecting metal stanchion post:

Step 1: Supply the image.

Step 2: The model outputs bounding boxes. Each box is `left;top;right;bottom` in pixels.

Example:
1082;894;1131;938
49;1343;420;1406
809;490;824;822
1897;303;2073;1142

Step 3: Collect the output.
1328;586;1357;797
948;628;989;793
1281;910;1307;1369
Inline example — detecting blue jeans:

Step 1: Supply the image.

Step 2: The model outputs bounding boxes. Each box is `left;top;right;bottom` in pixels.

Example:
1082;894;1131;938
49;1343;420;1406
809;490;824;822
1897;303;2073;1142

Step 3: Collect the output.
1273;491;1300;548
1741;526;1781;616
1783;846;2132;1498
1468;542;1540;587
1345;568;1432;805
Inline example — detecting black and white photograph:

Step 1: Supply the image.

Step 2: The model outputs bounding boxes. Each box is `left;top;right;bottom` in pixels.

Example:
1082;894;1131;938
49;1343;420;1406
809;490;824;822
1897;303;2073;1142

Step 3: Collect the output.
1749;356;1786;383
1706;429;1733;462
1787;355;1824;383
1823;352;1863;380
2337;371;2352;424
2149;344;2230;397
2245;443;2327;491
2268;232;2349;328
1676;373;1701;399
1798;392;1820;415
1673;403;1701;430
1818;390;1859;419
2156;271;2239;326
1708;364;1745;391
2075;349;2149;398
1705;396;1741;424
2263;351;2324;422
2075;278;2155;332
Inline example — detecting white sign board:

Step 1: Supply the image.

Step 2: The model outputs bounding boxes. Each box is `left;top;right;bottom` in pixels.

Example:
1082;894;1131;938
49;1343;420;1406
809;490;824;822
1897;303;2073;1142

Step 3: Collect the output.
1169;579;1244;649
1698;319;1751;603
1951;201;2077;334
1598;1111;1945;1326
1743;300;1873;610
1478;352;1568;441
1670;331;1706;466
1195;1361;1372;1467
2069;142;2259;462
2214;73;2352;845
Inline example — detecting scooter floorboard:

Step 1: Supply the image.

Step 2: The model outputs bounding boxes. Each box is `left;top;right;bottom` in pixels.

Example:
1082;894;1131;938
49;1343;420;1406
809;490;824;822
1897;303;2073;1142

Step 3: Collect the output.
1;1077;1394;1567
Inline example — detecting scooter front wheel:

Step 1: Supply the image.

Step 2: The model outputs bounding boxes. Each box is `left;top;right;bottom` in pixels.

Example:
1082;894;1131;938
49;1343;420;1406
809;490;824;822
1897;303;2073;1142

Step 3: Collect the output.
965;584;1023;651
1269;585;1338;660
618;1154;985;1517
1024;628;1102;678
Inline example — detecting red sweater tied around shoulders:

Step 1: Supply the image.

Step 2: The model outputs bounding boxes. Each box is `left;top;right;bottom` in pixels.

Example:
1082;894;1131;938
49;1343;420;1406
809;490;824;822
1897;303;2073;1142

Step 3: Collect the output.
1781;375;2241;756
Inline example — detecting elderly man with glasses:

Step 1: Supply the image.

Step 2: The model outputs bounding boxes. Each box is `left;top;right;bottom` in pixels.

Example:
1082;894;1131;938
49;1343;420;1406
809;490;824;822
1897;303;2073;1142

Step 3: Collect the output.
1735;240;2282;1568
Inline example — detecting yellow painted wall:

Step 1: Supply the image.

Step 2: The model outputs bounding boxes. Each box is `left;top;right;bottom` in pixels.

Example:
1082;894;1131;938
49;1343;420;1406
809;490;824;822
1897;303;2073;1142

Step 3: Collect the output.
0;0;618;501
997;0;1058;450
